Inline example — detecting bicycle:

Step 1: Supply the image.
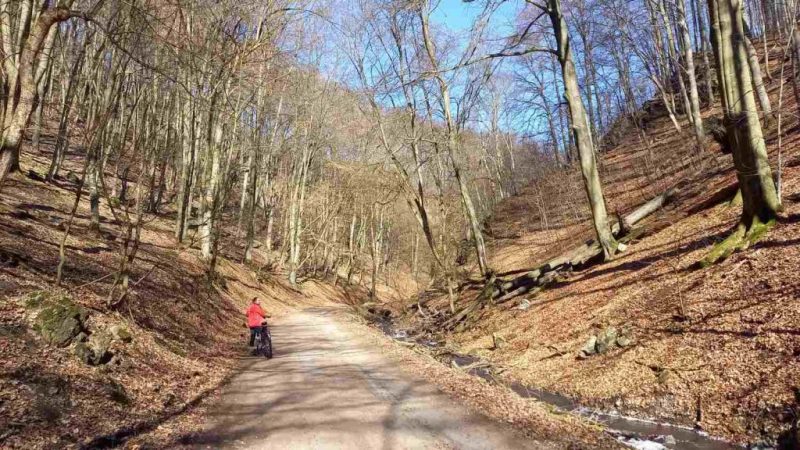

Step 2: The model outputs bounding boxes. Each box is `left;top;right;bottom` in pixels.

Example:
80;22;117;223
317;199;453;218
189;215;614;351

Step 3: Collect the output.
253;321;273;359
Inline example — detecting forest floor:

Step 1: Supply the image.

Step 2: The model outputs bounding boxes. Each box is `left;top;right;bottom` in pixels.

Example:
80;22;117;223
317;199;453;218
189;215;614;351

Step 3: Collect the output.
391;48;800;447
0;124;615;448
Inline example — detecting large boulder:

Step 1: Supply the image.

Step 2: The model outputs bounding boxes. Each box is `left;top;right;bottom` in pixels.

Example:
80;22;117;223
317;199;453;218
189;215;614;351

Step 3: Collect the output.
26;292;88;347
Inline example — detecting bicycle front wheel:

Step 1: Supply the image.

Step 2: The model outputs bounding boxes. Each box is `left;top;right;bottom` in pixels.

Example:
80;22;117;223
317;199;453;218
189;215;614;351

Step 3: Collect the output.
264;331;273;359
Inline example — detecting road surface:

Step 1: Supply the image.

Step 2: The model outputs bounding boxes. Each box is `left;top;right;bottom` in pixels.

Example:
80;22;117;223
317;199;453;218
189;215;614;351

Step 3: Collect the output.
186;308;558;450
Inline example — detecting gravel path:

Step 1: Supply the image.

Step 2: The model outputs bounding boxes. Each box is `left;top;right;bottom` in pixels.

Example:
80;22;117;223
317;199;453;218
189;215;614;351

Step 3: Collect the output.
186;307;559;450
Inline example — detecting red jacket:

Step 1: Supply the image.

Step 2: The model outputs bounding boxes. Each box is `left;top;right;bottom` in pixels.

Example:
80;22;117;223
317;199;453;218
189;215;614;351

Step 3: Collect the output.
246;303;266;328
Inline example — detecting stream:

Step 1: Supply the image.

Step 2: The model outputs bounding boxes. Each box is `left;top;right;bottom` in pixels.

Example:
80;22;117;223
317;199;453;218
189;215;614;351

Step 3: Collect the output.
378;323;745;450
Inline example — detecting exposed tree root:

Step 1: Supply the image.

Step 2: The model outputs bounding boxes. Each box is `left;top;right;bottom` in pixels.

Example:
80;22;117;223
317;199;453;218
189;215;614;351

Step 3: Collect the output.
699;216;775;267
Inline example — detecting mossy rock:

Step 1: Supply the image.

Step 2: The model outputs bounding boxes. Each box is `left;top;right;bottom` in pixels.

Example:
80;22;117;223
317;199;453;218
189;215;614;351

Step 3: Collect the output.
30;293;88;347
74;341;93;364
109;325;133;343
102;378;130;405
595;327;618;354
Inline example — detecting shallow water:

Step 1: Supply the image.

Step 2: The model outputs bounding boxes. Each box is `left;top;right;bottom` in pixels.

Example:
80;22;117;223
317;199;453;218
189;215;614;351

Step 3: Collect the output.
378;321;743;450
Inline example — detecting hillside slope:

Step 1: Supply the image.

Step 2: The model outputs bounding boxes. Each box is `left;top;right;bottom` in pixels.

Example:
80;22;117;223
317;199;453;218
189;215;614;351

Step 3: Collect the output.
0;136;338;448
400;45;800;446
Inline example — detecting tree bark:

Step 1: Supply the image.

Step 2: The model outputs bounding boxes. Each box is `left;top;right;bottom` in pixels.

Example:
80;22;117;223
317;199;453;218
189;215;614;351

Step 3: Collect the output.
547;0;619;260
677;0;706;143
702;0;780;265
419;3;491;277
0;5;80;190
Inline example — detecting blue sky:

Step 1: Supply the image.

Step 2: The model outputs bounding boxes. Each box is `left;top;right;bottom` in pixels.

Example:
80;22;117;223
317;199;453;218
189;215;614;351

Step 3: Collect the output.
431;0;519;34
431;0;486;31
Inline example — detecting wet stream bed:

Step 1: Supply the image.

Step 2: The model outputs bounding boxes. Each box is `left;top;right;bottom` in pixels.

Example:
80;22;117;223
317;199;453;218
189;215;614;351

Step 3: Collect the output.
376;321;745;450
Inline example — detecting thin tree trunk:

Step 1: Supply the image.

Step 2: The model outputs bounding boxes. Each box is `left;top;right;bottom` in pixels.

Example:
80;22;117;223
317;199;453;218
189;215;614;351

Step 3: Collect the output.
547;0;619;260
419;4;490;277
677;0;706;143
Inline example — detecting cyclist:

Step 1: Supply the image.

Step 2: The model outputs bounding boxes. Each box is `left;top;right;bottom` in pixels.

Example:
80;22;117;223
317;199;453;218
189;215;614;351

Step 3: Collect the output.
246;297;270;347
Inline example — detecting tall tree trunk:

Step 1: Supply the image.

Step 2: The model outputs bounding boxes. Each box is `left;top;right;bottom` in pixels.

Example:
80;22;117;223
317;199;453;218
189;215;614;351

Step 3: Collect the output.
419;3;490;277
175;96;195;243
742;21;773;117
0;5;79;190
200;104;222;261
547;0;619;260
702;0;781;265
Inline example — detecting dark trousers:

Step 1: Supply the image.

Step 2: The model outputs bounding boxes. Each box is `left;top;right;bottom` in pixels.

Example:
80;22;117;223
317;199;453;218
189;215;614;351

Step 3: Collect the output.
249;327;261;346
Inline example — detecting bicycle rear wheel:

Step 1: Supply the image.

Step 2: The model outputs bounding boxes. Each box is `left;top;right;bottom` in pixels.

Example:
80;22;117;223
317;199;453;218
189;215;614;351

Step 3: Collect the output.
255;333;266;358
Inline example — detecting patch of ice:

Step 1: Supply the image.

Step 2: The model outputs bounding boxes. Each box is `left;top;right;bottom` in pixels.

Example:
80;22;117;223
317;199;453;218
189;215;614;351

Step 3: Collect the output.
618;437;668;450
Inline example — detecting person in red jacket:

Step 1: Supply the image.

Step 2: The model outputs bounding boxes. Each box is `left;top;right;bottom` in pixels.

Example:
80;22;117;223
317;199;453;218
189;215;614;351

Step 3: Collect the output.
246;297;269;347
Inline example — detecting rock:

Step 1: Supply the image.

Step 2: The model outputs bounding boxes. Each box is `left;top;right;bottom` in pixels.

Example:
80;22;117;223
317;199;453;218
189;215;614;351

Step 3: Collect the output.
516;299;531;311
109;325;132;343
74;341;92;365
75;330;115;366
663;435;677;446
103;379;130;405
65;171;80;184
30;294;88;347
595;327;618;354
617;243;628;252
27;170;45;182
580;335;598;357
86;331;114;366
617;335;633;347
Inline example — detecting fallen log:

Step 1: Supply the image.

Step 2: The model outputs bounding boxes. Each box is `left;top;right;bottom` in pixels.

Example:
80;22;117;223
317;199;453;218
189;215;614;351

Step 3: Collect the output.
614;187;677;234
442;188;677;330
489;187;677;304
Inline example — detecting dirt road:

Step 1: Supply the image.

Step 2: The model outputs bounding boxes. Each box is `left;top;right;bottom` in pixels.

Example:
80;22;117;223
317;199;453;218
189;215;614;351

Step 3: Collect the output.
186;308;560;450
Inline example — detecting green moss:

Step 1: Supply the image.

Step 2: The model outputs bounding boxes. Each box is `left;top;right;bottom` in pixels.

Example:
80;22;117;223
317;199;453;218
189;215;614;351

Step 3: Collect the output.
111;326;132;343
728;189;743;207
24;291;48;309
699;224;746;268
700;216;776;268
743;216;775;249
28;292;88;347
